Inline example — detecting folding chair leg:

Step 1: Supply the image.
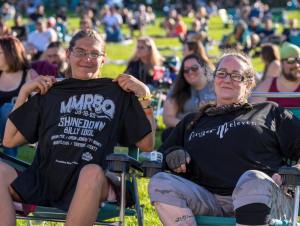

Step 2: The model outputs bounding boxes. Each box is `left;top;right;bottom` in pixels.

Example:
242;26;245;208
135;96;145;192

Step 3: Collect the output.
292;186;300;226
119;172;126;226
132;175;144;226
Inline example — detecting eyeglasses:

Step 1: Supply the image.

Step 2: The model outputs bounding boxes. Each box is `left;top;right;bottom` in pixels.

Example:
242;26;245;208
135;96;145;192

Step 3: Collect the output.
183;65;200;74
137;45;148;50
215;70;246;82
71;48;105;59
284;57;300;65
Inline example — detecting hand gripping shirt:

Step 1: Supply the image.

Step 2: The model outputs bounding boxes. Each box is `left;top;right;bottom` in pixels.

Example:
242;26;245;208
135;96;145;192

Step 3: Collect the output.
160;102;300;195
9;78;151;210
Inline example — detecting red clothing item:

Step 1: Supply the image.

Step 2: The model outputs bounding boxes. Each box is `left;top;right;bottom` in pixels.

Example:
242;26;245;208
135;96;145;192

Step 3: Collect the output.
267;77;300;107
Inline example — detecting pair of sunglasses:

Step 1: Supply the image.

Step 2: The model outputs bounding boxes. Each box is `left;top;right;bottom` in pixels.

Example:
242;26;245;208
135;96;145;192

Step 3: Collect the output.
284;57;300;65
183;65;200;74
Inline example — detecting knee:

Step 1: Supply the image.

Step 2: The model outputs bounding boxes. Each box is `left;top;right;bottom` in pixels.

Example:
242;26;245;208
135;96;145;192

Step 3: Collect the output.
235;170;271;189
233;170;274;206
148;172;171;194
78;164;106;187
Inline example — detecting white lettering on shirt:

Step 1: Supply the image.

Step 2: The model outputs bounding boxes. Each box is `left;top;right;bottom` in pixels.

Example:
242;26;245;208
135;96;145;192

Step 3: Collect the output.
189;120;257;141
60;94;115;118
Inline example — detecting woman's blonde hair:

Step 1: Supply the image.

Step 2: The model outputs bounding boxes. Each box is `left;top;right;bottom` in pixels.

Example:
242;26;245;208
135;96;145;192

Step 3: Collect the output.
130;37;163;66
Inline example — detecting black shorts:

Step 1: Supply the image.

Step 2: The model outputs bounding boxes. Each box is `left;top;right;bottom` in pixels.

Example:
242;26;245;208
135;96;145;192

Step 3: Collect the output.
11;166;77;211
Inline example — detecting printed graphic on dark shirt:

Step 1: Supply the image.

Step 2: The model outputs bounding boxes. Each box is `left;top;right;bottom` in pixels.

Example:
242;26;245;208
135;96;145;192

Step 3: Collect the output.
51;93;115;163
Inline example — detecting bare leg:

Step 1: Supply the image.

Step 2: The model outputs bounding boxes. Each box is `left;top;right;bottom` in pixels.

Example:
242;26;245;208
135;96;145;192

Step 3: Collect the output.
154;202;197;226
0;162;20;226
66;164;109;226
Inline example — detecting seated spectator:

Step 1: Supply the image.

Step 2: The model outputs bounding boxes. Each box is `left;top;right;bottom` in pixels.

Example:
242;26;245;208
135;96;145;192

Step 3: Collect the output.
56;7;67;22
170;14;187;38
257;18;277;44
149;49;300;226
101;5;124;42
80;16;94;31
162;54;215;141
259;43;281;81
195;6;209;32
0;29;155;226
252;42;300;107
282;19;300;47
55;16;69;42
46;17;58;42
27;18;53;60
128;4;148;38
0;2;15;21
146;6;156;24
185;19;206;37
11;14;27;41
183;35;215;71
220;20;251;52
162;9;177;36
0;36;36;157
125;37;164;87
40;41;68;77
29;4;45;22
248;17;262;35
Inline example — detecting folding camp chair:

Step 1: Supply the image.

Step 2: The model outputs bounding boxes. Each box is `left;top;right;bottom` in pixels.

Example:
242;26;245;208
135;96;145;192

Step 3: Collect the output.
0;146;145;226
144;92;300;226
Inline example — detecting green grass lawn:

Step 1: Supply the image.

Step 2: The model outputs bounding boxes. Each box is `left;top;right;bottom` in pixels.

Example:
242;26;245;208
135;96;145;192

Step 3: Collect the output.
9;9;300;225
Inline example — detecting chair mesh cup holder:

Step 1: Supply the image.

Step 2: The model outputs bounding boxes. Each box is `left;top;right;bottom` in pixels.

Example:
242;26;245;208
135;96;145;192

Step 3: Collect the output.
141;160;162;177
106;153;142;173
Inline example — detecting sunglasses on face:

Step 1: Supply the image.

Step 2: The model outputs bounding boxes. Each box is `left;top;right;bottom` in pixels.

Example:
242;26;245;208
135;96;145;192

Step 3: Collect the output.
71;48;105;59
284;57;300;65
183;65;200;74
215;70;246;82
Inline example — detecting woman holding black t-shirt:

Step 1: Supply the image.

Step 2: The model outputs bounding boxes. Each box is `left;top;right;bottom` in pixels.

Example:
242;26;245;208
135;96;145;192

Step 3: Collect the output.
149;49;300;226
0;30;155;226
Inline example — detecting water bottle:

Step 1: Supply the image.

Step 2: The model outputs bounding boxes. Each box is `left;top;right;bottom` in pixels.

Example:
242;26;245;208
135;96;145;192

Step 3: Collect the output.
140;150;163;163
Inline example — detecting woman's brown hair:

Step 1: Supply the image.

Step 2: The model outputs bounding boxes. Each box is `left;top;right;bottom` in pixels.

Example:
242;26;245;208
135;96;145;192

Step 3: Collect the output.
0;35;29;72
171;53;212;113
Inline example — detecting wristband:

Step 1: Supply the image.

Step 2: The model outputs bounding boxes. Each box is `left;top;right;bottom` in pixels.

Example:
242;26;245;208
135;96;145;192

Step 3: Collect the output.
143;107;153;116
138;94;153;102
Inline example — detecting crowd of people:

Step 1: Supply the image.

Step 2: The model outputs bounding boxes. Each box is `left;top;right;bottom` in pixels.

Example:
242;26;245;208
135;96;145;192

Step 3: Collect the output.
0;0;300;226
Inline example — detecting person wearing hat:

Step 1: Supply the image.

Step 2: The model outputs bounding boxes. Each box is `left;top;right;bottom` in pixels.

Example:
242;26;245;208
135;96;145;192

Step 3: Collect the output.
252;42;300;107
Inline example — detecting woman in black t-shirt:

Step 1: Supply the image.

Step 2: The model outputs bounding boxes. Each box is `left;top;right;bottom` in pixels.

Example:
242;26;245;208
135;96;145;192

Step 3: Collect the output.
149;49;300;226
0;30;155;226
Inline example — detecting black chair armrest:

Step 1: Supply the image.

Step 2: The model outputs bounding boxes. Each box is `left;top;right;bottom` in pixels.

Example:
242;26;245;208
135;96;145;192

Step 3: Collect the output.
106;153;142;173
278;166;300;186
141;160;162;177
0;151;30;171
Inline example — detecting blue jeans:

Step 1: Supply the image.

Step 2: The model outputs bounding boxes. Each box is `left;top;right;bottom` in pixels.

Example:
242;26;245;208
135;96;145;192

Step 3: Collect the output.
0;103;18;157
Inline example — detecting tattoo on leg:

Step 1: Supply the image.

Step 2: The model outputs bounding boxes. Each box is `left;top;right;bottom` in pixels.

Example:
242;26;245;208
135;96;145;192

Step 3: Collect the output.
175;215;195;226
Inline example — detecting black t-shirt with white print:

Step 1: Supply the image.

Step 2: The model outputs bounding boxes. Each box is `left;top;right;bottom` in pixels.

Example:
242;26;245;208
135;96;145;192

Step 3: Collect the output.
9;78;151;210
160;102;300;196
